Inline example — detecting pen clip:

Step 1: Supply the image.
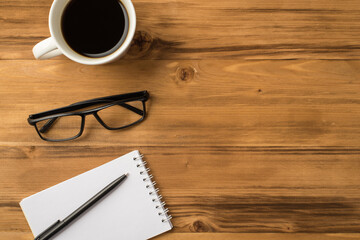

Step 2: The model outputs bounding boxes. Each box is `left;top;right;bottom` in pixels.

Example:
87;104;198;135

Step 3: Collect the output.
34;220;61;240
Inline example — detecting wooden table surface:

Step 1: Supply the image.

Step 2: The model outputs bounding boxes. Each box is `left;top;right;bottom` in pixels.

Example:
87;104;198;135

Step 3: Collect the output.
1;0;360;239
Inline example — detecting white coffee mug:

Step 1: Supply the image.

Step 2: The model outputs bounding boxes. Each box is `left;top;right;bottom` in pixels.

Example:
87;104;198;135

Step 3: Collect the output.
33;0;136;65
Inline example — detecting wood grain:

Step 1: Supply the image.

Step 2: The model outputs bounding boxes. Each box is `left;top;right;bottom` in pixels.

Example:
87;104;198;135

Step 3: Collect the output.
2;0;360;60
2;233;360;240
1;0;360;239
1;60;360;146
1;146;360;233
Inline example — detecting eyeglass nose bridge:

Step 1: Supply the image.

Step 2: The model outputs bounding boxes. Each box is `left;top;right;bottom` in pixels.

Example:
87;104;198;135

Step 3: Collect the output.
92;112;113;130
79;111;111;130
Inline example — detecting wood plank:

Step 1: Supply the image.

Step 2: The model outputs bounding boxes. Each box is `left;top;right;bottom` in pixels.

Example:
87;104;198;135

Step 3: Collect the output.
1;146;359;233
1;232;360;240
157;233;360;240
0;60;359;146
2;0;360;60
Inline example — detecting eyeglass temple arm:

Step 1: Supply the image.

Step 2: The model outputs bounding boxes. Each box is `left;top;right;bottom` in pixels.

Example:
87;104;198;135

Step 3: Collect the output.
39;102;143;133
39;117;57;133
68;91;148;106
118;102;143;115
30;91;148;119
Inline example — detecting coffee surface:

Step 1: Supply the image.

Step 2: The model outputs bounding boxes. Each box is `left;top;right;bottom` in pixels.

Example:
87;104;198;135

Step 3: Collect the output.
61;0;127;58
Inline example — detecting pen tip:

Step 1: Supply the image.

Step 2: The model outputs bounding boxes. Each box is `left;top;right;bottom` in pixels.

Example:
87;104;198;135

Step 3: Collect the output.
125;173;129;176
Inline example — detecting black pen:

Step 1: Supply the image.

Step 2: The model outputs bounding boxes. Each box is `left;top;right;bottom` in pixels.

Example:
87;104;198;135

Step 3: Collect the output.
34;173;128;240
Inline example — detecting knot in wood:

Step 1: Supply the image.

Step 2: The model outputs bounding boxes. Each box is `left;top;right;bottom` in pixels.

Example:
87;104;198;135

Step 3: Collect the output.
192;220;210;232
127;30;153;57
176;66;196;82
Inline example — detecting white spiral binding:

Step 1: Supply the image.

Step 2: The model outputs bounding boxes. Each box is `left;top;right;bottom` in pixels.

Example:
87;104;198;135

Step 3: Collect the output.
133;154;172;223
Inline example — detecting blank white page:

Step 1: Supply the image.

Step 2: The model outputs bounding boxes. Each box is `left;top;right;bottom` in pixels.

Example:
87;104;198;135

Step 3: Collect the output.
20;150;172;240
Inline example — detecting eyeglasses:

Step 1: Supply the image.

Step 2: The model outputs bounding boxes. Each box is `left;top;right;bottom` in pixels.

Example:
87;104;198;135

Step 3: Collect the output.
28;91;149;142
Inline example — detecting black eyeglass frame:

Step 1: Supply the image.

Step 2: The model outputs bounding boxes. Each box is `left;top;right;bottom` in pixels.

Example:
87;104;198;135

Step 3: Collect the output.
28;91;149;142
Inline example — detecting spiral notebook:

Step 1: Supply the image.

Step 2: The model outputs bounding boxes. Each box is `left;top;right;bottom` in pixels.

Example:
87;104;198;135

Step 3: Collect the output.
19;150;173;240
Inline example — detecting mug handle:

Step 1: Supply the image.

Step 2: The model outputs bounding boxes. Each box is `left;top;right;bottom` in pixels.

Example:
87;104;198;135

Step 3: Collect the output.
33;37;63;60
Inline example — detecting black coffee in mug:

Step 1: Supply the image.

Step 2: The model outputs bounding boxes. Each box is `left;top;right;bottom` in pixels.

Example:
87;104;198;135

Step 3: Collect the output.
61;0;128;58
